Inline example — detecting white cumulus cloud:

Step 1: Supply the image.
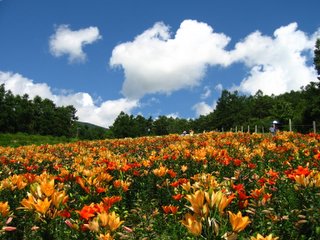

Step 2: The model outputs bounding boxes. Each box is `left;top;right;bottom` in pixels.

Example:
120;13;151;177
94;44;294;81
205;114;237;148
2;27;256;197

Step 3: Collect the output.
230;22;319;95
110;20;231;99
49;25;102;63
0;71;138;127
192;101;216;116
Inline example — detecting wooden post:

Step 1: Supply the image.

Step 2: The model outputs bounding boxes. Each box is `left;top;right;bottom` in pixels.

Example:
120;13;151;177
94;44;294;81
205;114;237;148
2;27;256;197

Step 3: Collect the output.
241;126;243;132
255;125;257;133
235;126;238;132
289;119;292;132
313;121;316;134
247;125;250;133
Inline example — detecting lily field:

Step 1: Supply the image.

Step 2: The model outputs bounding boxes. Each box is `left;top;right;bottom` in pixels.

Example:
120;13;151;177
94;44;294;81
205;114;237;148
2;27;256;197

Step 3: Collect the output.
0;131;320;239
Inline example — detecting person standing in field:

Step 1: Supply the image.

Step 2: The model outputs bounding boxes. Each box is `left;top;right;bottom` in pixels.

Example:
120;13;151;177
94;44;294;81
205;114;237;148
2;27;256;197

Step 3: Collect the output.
269;120;279;135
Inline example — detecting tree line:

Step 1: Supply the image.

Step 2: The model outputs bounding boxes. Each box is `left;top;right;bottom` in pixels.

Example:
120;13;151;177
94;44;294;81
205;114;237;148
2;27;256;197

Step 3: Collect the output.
109;83;320;138
0;84;78;138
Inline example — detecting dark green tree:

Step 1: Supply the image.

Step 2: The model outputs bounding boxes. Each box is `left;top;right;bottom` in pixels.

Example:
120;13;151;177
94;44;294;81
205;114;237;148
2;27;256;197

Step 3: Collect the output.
314;38;320;80
110;112;136;138
153;116;170;135
209;90;250;131
133;115;150;137
0;85;78;137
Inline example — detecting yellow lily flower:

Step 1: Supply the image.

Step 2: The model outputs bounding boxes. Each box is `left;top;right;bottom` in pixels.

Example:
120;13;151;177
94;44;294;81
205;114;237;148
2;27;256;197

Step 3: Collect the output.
228;211;251;233
218;193;235;214
52;190;68;208
107;211;124;232
153;165;168;177
185;190;205;215
250;233;279;240
85;218;100;232
98;233;114;240
98;211;123;232
181;165;188;172
181;213;202;236
98;211;109;227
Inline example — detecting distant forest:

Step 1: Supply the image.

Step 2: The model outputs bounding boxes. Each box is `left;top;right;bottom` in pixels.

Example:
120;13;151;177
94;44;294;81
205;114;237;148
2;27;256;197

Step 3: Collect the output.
1;39;320;139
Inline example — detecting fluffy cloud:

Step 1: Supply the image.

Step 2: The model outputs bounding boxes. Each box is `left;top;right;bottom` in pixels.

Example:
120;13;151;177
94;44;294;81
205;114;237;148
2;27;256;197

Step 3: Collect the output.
110;20;319;120
192;101;216;116
230;22;318;95
0;71;138;127
110;20;231;99
49;25;101;63
0;71;54;99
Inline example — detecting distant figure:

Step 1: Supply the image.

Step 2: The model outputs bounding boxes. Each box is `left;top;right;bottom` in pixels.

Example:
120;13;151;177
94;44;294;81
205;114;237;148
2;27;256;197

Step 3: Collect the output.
269;120;279;135
181;130;187;136
189;129;194;136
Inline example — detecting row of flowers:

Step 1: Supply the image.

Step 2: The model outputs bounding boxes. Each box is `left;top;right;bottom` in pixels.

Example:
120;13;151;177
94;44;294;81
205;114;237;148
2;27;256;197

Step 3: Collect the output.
0;131;320;239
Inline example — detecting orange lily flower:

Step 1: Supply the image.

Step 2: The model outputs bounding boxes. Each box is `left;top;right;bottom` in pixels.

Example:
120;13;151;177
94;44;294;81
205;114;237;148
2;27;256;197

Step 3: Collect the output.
0;201;10;217
102;196;122;210
162;205;179;214
172;193;184;201
250;187;265;199
228;211;251;233
78;204;96;220
76;176;90;193
11;175;28;190
20;193;36;210
40;179;55;197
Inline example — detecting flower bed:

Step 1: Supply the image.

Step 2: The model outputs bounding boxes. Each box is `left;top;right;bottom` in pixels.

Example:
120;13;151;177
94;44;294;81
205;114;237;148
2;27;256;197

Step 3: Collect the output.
0;131;320;239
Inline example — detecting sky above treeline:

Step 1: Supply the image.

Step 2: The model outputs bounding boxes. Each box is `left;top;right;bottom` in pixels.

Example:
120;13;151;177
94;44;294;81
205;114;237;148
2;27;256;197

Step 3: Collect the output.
0;0;319;127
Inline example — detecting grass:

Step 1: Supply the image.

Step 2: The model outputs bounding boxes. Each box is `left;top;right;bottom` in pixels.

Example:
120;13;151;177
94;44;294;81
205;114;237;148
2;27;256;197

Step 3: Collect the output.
0;132;76;147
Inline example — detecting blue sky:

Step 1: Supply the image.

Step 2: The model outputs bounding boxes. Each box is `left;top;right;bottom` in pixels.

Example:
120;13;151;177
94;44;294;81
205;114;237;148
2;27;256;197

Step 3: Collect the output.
0;0;319;127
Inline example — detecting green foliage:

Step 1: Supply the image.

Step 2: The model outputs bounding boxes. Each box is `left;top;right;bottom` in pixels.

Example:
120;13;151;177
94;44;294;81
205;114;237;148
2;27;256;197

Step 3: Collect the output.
314;38;320;79
75;121;109;140
0;85;78;138
0;132;74;147
108;84;320;138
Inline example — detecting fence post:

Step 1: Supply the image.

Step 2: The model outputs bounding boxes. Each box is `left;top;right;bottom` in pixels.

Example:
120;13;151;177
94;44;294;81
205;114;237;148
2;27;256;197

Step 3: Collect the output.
241;126;243;132
289;119;292;132
247;125;250;133
313;121;316;134
255;125;257;133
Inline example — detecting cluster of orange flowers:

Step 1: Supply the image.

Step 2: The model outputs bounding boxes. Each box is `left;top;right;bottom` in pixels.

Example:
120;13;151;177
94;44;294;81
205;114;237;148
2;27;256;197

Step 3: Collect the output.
0;131;319;239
